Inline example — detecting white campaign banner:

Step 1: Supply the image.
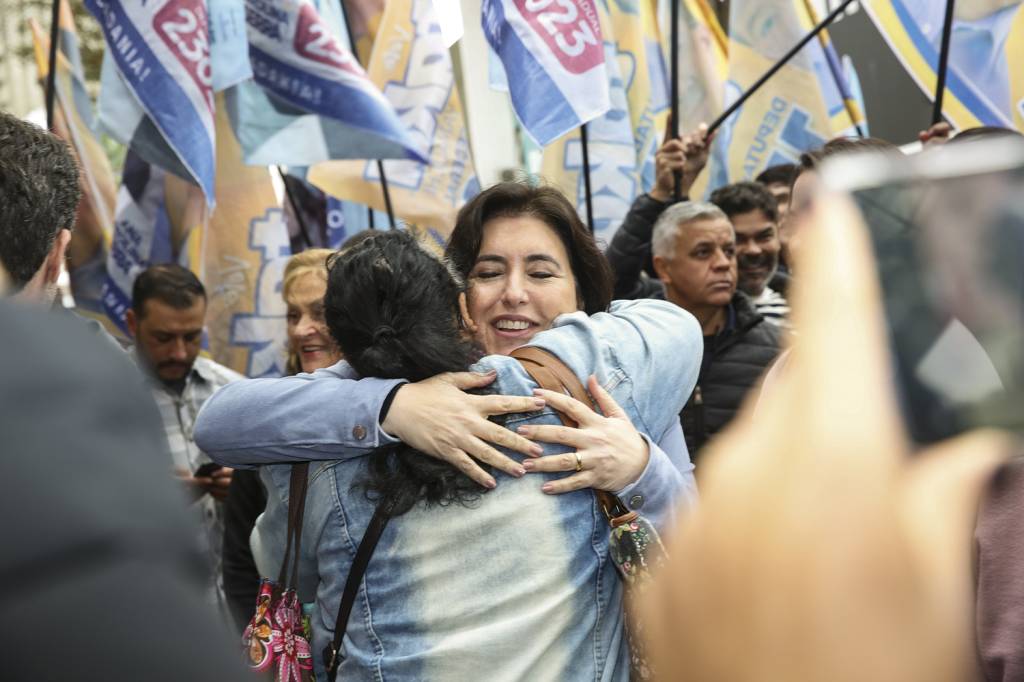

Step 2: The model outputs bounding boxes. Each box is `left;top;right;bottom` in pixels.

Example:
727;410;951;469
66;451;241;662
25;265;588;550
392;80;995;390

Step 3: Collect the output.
483;0;610;145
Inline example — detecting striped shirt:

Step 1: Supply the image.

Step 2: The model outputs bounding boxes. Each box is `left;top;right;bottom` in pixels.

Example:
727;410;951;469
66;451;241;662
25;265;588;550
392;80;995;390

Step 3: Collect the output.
753;286;791;327
145;355;242;615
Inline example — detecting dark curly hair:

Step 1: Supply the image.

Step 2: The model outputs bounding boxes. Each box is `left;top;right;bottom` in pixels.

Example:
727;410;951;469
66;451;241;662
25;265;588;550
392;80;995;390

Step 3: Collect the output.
445;181;613;315
323;230;485;516
0;110;81;288
710;181;780;223
755;163;797;188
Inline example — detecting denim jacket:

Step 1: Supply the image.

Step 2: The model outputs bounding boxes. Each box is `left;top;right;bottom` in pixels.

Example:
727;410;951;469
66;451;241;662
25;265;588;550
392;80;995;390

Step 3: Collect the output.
194;300;701;680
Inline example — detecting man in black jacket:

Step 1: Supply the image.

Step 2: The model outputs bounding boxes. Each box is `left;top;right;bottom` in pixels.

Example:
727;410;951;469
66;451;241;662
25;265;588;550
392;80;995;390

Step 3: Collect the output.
647;201;781;458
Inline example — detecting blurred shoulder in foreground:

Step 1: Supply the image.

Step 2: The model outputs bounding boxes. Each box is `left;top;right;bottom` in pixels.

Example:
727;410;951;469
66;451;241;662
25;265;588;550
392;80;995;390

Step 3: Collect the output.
0;301;246;681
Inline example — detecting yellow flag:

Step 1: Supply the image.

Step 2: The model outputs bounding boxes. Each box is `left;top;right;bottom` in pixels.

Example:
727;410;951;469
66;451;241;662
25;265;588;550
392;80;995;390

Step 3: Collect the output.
190;98;291;376
706;0;855;187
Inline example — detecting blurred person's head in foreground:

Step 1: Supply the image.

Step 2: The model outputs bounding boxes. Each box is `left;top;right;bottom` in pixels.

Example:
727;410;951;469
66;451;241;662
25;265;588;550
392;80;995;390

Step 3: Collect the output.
0;110;81;303
710;182;781;298
642;189;1011;682
283;248;342;375
127;264;207;388
787;137;900;262
651;201;736;333
445;181;612;356
950;126;1024;145
1;300;251;680
755;163;798;222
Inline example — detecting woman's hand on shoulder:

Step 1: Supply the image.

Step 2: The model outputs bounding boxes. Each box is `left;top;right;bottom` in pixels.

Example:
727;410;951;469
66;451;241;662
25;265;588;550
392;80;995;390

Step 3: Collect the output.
381;371;545;489
517;376;650;494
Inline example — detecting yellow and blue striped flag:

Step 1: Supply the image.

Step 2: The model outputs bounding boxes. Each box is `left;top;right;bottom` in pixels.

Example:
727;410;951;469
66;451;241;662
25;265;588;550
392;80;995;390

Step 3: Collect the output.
863;0;1024;131
706;0;862;189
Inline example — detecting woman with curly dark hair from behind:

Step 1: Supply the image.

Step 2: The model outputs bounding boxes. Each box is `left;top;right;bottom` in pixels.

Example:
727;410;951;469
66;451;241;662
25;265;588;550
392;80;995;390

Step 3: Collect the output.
226;228;701;681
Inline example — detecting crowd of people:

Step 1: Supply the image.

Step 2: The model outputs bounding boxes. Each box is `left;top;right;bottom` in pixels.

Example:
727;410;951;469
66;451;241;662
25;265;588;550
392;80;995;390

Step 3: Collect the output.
3;105;1024;681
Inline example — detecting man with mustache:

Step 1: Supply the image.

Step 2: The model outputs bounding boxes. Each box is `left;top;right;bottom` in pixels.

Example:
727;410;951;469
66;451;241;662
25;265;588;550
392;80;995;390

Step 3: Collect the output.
651;202;782;459
710;181;790;327
127;263;242;617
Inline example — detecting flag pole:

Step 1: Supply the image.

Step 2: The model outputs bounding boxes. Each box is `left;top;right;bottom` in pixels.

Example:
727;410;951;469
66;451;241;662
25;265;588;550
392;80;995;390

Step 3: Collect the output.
705;0;858;138
670;0;681;200
579;124;595;234
932;0;956;125
339;1;397;229
45;0;62;131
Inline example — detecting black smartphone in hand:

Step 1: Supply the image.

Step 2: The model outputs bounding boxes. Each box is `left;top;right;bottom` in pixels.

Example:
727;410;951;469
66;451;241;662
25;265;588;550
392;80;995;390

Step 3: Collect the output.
194;462;223;478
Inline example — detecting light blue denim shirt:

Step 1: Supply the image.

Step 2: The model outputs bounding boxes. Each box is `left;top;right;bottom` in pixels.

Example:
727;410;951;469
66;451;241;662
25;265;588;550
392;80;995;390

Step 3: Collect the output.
195;300;701;680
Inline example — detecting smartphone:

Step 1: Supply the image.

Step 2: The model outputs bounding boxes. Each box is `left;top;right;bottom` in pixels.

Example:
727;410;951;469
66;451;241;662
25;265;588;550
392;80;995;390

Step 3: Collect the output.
821;136;1024;445
194;462;224;478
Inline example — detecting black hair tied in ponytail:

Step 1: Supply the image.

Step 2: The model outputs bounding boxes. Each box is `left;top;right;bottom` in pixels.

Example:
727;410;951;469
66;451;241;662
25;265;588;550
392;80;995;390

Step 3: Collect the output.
323;231;486;516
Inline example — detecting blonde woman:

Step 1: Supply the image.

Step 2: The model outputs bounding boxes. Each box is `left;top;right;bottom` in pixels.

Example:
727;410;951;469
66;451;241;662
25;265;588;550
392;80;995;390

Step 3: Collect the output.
223;247;344;631
283;248;343;375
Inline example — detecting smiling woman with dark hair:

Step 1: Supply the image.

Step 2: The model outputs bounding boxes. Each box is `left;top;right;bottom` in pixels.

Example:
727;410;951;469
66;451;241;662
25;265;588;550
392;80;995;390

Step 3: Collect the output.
216;229;700;680
195;182;703;679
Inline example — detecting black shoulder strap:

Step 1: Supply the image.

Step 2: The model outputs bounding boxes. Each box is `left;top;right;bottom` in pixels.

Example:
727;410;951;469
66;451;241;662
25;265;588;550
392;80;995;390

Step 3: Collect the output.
323;499;392;680
278;462;310;588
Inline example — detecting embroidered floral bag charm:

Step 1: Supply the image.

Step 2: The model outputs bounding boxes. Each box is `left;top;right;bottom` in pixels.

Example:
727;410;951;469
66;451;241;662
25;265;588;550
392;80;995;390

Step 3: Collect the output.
242;464;314;682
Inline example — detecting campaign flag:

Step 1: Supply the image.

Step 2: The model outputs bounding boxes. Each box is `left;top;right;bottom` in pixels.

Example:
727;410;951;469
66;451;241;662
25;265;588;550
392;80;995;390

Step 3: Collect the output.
242;0;426;163
28;12;119;324
483;0;610;146
219;0;351;166
538;0;666;244
101;151;181;333
191;98;292;377
209;0;253;91
705;0;860;189
799;0;866;134
85;0;217;203
308;0;480;239
863;0;1024;132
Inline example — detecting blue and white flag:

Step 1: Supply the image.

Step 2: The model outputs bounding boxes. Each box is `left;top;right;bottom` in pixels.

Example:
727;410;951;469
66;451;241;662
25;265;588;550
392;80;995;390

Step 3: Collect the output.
208;0;252;91
102;151;176;333
85;0;217;204
483;0;610;146
243;0;426;162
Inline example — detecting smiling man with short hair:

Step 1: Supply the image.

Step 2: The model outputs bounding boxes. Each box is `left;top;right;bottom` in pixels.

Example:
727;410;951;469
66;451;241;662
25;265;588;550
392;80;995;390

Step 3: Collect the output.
710;181;790;326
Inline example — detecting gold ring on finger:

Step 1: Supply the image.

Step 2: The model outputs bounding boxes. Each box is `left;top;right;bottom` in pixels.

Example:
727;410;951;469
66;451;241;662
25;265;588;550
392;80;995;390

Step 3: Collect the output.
574;452;583;472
